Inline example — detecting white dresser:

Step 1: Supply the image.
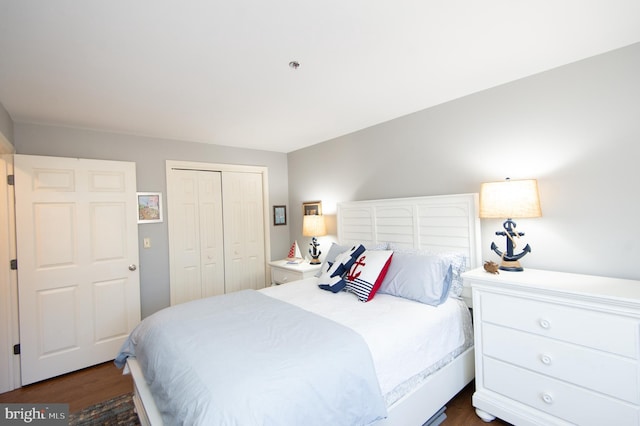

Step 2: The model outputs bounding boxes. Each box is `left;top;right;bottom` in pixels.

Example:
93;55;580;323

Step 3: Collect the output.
463;267;640;426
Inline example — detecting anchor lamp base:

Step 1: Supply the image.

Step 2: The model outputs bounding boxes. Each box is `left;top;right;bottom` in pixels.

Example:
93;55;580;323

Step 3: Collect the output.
489;219;532;272
498;259;523;272
308;236;322;264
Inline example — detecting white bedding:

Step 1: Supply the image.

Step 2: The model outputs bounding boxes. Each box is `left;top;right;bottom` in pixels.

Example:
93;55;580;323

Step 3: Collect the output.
260;277;473;402
116;289;387;425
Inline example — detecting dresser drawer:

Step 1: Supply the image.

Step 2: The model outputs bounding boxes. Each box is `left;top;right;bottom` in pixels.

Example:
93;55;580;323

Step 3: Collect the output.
479;291;640;358
482;322;639;403
271;268;302;285
483;357;640;426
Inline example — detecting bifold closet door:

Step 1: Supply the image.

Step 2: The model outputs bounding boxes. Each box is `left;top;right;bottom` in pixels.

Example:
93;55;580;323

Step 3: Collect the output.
222;172;266;293
168;170;225;305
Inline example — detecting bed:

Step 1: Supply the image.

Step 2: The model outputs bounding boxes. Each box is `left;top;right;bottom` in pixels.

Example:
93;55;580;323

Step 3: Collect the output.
116;193;482;425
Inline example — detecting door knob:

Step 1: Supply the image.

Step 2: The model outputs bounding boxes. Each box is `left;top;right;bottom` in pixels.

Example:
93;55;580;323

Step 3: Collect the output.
128;264;137;271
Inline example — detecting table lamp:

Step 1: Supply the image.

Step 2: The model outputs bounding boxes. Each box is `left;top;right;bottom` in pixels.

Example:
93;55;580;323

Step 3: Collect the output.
302;215;327;264
480;178;542;271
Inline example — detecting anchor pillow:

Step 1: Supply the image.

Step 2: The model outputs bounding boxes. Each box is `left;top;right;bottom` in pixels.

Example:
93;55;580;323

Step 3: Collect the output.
344;250;394;302
318;244;367;293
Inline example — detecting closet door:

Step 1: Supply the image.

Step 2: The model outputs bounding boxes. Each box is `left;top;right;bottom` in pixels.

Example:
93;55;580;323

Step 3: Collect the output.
168;170;224;305
222;172;266;292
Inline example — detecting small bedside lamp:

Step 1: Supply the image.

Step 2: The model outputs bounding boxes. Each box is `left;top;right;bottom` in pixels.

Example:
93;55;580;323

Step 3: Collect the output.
480;178;542;271
302;215;327;264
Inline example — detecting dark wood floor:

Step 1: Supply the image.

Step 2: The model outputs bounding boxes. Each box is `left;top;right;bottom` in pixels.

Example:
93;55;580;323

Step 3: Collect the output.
0;361;132;413
0;361;511;424
444;381;512;425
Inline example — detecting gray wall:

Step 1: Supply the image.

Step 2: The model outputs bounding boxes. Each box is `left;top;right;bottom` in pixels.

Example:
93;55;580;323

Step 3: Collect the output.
7;42;640;319
0;101;14;147
288;43;640;281
14;124;290;317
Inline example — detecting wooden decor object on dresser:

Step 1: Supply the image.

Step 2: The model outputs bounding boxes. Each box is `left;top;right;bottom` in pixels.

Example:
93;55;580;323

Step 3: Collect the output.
462;267;640;426
268;259;322;285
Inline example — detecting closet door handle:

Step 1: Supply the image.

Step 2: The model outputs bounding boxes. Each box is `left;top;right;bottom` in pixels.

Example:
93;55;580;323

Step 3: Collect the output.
129;264;137;271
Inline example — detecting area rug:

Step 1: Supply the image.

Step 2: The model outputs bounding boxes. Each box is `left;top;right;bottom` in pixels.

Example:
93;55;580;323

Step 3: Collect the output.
68;392;140;425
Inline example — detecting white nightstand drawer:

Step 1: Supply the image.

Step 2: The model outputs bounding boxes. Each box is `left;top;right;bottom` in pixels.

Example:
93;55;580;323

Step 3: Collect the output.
479;291;640;358
269;260;321;285
484;357;640;426
482;323;639;403
271;268;301;284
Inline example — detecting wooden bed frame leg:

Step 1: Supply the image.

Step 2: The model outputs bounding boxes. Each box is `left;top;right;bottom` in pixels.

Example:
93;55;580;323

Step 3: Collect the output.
475;408;496;422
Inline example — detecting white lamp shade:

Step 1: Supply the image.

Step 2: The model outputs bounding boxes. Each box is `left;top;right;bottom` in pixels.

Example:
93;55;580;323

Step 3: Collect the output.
302;215;327;237
480;179;542;219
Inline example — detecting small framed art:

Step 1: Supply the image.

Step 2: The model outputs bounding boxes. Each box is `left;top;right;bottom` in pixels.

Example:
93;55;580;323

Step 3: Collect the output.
137;192;163;224
302;200;322;216
273;205;287;226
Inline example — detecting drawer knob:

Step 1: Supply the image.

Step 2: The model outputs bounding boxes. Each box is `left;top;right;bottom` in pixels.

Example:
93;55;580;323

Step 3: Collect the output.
541;393;554;404
540;354;553;365
539;319;551;329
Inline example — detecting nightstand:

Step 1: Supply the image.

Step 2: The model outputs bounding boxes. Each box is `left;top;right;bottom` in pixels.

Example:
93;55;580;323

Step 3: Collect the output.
268;260;322;285
462;267;640;426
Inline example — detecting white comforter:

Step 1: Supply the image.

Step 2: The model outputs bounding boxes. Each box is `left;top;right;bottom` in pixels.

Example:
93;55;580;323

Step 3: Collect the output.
116;289;387;426
260;277;472;399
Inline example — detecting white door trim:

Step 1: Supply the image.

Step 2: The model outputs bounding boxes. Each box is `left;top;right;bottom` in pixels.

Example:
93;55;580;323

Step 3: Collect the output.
165;160;271;291
0;153;20;392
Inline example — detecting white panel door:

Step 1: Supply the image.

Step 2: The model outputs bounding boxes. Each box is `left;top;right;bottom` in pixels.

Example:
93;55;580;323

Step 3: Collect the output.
168;169;224;305
14;155;140;385
222;172;265;292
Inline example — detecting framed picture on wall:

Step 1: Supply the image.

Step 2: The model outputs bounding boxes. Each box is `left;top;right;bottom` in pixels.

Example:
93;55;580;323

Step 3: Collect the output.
302;200;322;216
137;192;163;224
273;205;287;226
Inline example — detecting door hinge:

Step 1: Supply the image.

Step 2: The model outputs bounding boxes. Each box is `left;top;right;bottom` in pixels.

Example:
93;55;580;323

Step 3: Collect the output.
13;344;20;355
7;174;14;185
10;259;17;270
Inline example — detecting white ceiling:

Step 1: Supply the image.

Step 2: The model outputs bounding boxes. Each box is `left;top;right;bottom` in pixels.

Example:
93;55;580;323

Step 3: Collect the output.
1;1;639;153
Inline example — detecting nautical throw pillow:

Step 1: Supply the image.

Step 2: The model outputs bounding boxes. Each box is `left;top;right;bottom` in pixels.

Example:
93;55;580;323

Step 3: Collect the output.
314;242;350;277
318;244;366;293
344;250;394;302
316;263;345;292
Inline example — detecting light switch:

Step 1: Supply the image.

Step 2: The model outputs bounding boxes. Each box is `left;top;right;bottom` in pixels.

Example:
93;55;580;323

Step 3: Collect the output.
143;237;151;248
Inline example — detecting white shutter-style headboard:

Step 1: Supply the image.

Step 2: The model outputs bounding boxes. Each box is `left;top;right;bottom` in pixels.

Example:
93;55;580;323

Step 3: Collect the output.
337;193;481;270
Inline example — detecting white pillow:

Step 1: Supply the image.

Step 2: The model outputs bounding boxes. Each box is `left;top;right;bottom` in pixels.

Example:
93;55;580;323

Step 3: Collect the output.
344;250;394;302
387;245;468;298
378;252;453;306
